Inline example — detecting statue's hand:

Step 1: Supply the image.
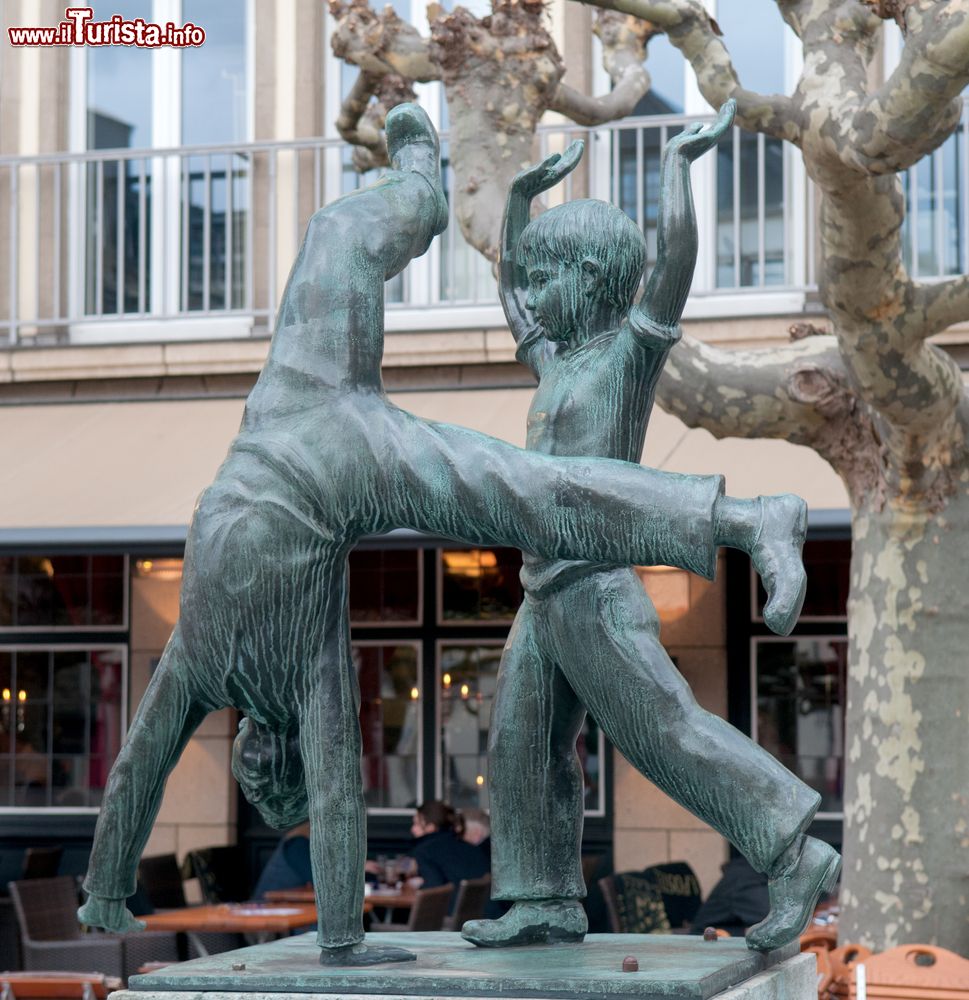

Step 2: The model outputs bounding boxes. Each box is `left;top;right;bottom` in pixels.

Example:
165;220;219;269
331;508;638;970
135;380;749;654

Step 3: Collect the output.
666;100;736;162
511;141;584;199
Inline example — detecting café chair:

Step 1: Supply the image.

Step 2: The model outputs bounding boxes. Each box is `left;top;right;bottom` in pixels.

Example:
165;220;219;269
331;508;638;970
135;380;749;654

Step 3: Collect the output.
383;884;452;932
137;854;240;957
8;877;177;982
0;971;122;1000
442;875;491;931
183;848;248;904
598;872;671;934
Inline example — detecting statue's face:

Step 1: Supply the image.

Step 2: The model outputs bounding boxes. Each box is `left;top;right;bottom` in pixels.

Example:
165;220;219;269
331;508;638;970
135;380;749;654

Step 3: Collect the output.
525;259;584;343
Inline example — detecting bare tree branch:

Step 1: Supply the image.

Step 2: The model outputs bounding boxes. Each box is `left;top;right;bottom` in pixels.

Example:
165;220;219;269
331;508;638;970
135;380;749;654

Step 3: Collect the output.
335;72;418;171
577;0;802;142
850;0;969;173
329;0;439;81
917;275;969;339
549;10;654;125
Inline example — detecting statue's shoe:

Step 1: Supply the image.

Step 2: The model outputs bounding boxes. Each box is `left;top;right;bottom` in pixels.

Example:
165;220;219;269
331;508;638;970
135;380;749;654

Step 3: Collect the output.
385;103;449;236
319;942;416;966
78;895;146;934
750;494;808;637
745;837;841;952
462;900;588;947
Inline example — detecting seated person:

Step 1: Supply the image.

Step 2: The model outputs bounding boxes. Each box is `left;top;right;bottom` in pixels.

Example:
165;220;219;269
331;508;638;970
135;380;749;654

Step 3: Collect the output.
410;801;488;913
253;822;311;900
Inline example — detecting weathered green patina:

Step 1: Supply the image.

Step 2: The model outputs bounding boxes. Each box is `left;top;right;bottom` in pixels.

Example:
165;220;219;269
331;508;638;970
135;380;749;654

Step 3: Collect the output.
128;932;800;1000
461;105;840;954
76;103;821;967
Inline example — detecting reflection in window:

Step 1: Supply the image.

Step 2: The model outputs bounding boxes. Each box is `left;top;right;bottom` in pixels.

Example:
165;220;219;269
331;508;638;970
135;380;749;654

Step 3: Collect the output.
349;549;421;624
182;2;249;312
715;0;786;98
356;643;420;808
0;556;126;630
439;643;601;811
716;131;785;287
439;548;523;622
755;638;846;813
639;35;685;115
85;0;152;315
0;647;125;808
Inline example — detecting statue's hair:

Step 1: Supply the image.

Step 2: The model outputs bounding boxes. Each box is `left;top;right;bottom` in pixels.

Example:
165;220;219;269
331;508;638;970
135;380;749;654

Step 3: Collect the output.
518;200;646;311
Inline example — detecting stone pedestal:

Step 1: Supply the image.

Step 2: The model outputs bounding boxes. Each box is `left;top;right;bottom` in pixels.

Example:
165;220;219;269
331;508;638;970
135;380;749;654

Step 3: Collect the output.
119;932;816;1000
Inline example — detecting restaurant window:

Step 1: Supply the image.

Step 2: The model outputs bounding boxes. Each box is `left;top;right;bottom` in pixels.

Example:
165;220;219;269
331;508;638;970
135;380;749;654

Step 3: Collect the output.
437;548;523;624
0;646;126;808
356;642;421;810
349;549;421;626
0;555;127;631
438;641;604;814
745;537;849;820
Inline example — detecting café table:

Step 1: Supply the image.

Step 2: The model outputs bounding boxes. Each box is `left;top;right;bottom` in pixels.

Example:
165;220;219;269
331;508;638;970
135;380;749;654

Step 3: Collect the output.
264;886;417;914
140;902;318;956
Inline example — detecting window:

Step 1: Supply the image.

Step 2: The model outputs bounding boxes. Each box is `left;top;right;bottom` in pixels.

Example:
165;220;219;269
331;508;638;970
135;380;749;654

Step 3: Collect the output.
0;646;126;808
349;549;422;626
740;537;849;820
0;556;127;631
356;641;421;809
437;641;603;813
79;0;251;320
753;637;846;816
438;548;523;623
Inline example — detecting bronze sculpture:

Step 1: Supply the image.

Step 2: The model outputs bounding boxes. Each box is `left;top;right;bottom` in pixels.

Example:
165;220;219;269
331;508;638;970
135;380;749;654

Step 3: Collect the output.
462;104;840;953
77;104;820;966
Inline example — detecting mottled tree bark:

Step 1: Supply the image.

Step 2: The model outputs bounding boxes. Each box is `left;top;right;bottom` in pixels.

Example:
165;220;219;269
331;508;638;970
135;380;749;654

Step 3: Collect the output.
329;0;969;953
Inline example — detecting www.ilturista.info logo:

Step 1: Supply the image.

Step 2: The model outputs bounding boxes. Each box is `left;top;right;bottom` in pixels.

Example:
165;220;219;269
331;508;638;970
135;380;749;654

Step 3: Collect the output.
8;7;205;47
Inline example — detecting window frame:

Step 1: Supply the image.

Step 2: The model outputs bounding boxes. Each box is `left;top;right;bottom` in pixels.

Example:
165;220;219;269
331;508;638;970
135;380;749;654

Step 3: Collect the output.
348;548;424;629
352;637;424;816
0;554;130;635
0;641;129;816
67;0;256;339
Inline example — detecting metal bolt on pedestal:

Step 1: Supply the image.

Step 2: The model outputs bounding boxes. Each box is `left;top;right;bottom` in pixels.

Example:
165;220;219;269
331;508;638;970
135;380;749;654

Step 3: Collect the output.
622;956;639;972
232;963;246;971
703;927;719;942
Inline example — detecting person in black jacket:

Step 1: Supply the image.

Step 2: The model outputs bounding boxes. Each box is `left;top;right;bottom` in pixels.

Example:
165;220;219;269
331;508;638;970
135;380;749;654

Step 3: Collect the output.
410;801;488;913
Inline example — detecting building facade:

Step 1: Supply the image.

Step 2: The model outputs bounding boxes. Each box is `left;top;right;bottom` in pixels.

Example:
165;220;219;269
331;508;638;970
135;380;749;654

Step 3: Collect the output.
1;0;965;898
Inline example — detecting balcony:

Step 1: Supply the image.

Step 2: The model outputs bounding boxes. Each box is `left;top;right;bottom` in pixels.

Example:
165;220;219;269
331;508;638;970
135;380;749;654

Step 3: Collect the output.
0;109;965;349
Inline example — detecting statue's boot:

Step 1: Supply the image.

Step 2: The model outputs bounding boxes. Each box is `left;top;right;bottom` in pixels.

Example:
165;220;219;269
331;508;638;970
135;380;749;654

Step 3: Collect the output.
78;894;146;934
749;494;808;637
319;942;417;966
745;836;841;952
462;899;588;947
384;103;449;237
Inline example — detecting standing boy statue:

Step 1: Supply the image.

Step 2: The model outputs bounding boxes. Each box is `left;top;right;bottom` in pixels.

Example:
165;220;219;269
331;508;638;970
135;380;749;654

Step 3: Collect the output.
77;104;816;967
462;103;840;954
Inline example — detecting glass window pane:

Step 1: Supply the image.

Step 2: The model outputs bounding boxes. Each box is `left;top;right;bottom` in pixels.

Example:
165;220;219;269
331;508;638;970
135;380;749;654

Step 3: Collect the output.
90;650;124;762
2;556;125;629
715;0;786;97
0;756;11;806
0;652;12;755
14;755;49;808
0;559;14;626
636;35;684;115
439;548;523;622
181;1;248;146
349;549;421;624
53;652;90;755
756;638;846;813
53;757;89;808
356;644;419;808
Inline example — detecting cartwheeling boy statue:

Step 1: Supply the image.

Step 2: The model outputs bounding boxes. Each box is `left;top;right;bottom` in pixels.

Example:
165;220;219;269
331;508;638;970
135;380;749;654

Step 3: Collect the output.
77;104;822;967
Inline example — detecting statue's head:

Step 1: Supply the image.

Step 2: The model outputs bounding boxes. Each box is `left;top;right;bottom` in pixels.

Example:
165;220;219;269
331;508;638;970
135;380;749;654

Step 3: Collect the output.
232;716;308;829
518;199;645;343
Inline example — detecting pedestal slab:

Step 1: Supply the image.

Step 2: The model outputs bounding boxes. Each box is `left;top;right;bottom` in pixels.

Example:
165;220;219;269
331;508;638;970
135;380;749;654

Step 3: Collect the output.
122;932;814;1000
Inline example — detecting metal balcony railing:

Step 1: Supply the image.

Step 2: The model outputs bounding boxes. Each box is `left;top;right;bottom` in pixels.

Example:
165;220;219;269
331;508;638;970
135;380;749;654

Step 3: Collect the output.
0;106;965;348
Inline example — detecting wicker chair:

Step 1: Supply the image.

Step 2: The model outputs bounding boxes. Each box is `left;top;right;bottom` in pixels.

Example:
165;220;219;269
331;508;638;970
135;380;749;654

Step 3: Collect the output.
381;884;453;932
183;847;248;904
8;877;177;982
442;874;491;931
